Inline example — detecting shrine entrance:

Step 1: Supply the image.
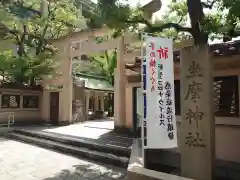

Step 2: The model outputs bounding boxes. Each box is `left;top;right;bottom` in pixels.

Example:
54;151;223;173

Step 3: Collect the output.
67;31;139;129
132;87;142;138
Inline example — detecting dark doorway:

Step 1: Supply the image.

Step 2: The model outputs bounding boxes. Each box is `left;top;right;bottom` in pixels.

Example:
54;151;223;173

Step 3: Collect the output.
133;87;141;138
50;92;59;125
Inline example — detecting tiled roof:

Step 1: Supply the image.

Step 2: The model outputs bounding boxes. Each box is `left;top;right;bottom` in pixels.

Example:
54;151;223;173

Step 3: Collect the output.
173;40;240;62
126;40;240;69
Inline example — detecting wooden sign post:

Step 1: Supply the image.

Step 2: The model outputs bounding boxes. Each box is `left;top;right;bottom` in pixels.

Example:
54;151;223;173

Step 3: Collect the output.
180;46;215;180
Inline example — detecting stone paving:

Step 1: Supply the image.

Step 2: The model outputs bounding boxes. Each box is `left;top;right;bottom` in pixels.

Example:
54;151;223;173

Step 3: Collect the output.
0;138;126;180
14;119;133;148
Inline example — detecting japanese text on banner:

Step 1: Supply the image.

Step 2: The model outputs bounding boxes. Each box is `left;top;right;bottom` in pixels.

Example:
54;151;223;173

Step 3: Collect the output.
145;35;177;149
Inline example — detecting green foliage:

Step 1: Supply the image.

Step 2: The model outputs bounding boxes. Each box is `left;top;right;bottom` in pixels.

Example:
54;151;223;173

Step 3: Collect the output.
0;50;56;85
93;0;240;42
88;50;117;85
1;0;84;39
169;1;188;16
222;0;240;20
90;0;142;37
0;0;86;57
97;0;131;29
219;0;240;37
0;0;87;86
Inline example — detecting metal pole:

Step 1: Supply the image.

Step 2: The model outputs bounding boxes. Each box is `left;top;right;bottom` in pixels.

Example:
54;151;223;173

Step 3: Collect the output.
141;32;146;167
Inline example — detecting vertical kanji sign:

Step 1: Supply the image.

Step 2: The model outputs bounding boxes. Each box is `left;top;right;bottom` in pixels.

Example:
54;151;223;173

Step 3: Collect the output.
180;46;214;180
144;35;178;149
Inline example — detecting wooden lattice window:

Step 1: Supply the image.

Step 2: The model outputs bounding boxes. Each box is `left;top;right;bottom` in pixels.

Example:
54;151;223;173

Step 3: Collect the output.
23;95;39;108
174;76;239;117
1;94;20;108
214;76;239;117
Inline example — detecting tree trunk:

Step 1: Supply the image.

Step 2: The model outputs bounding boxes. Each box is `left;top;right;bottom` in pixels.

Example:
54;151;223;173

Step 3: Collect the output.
30;77;35;87
187;0;208;45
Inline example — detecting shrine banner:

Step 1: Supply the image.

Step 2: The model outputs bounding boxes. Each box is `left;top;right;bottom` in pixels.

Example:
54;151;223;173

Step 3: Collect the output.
144;35;178;149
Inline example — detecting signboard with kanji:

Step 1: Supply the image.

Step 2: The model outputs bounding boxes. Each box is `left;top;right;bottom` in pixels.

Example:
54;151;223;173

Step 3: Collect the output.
143;35;178;149
179;46;214;180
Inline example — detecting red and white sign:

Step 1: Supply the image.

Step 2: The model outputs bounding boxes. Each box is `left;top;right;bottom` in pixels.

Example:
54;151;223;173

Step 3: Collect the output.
144;35;177;149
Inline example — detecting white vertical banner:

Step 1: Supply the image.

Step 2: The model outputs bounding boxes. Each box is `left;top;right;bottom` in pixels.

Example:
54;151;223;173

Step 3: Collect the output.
144;35;178;149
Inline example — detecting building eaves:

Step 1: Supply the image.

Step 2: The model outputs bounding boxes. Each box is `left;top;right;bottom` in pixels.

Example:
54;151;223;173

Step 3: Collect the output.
125;40;240;70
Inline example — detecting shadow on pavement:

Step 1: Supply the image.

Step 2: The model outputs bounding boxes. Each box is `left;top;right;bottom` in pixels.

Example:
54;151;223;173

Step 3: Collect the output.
43;161;126;180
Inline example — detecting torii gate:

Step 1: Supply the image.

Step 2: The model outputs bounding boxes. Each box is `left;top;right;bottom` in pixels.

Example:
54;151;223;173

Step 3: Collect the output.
69;31;140;129
41;27;142;128
41;25;194;125
40;0;163;127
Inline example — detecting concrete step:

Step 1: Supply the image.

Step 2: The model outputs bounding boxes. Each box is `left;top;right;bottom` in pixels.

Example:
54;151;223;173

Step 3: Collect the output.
12;129;131;158
8;132;129;168
0;127;13;136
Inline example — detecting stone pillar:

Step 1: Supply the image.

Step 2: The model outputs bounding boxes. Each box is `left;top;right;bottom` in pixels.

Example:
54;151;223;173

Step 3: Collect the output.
60;44;73;125
180;46;215;180
20;94;23;109
100;92;105;111
85;91;90;121
94;92;98;111
41;90;50;122
114;36;126;130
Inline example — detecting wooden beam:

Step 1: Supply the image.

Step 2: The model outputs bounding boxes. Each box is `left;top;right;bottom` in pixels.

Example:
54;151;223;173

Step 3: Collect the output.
51;26;111;44
70;38;120;56
70;32;139;57
68;30;194;58
127;75;141;83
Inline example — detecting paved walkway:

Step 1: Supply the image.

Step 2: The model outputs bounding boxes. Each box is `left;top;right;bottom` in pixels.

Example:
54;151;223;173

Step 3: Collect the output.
14;119;133;148
0;138;126;180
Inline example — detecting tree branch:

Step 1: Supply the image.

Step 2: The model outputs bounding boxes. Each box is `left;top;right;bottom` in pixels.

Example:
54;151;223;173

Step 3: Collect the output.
17;23;28;56
201;0;217;9
178;16;184;24
49;24;65;39
124;16;192;35
6;28;20;44
148;23;192;34
125;17;153;28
